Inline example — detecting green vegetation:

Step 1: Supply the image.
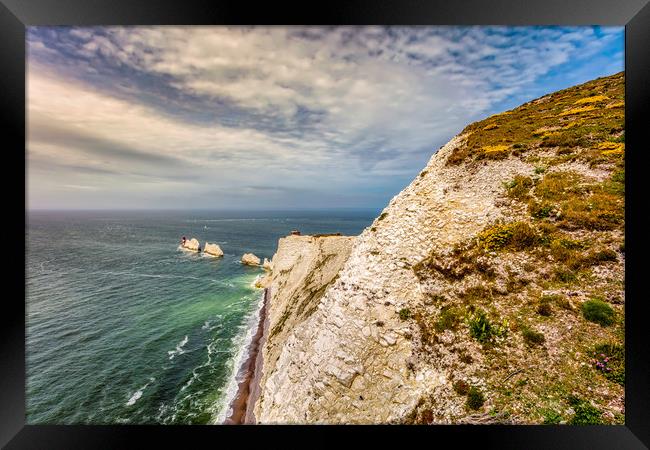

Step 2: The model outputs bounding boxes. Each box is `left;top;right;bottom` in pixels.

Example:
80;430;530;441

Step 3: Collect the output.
568;396;603;424
445;72;624;167
540;409;562;424
466;387;486;410
529;201;554;219
466;309;508;343
554;267;577;283
398;308;412;321
522;326;545;346
591;343;625;385
536;298;553;316
505;175;534;200
582;298;615;326
478;221;539;252
435;306;462;332
378;212;388;221
409;74;625;425
539;293;574;312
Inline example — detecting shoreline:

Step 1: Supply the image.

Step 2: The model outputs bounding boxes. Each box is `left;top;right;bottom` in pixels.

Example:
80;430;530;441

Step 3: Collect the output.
223;287;269;424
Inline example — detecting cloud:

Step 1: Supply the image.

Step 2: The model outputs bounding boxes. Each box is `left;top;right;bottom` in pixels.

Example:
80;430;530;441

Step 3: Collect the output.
26;26;624;209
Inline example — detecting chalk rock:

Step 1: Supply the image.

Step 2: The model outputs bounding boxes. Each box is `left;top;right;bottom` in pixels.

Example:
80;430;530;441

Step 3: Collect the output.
242;253;261;266
263;258;273;271
204;243;224;257
182;238;200;252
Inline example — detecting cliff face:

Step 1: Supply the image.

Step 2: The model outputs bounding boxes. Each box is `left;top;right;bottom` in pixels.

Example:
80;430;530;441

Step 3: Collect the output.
253;234;355;421
256;73;625;424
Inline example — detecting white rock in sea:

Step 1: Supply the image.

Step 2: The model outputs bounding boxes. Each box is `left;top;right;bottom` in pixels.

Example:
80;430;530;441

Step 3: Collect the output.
204;243;224;257
241;253;261;266
182;238;200;252
262;258;272;271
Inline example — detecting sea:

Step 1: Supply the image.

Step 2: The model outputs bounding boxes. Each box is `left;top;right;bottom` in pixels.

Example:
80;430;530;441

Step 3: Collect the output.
26;209;376;424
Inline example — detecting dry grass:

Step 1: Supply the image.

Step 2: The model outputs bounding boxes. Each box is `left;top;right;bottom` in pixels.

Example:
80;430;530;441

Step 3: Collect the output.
445;72;624;168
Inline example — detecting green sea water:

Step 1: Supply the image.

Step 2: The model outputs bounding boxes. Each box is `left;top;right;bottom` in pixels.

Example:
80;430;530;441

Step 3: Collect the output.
26;210;374;424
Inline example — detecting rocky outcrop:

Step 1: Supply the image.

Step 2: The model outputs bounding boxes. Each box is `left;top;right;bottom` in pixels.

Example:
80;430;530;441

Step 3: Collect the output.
204;243;224;257
254;73;625;425
181;238;200;252
262;258;272;271
252;235;355;422
242;253;262;266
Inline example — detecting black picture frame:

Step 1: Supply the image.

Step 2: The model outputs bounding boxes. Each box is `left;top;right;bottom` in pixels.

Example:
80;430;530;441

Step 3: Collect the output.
2;1;648;448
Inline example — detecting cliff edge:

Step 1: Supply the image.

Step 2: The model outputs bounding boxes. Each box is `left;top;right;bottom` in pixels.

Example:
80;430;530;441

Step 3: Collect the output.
255;72;625;424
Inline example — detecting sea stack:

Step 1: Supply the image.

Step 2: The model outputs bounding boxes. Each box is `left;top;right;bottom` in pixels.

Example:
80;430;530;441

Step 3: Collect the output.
262;258;272;271
181;238;201;252
241;253;261;266
204;243;224;257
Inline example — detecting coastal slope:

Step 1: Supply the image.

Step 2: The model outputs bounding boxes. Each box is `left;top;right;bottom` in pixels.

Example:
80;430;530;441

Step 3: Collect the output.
255;72;625;424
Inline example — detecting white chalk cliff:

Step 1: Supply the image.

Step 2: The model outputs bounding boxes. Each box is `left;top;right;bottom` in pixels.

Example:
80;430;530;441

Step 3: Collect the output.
255;135;507;423
251;73;626;424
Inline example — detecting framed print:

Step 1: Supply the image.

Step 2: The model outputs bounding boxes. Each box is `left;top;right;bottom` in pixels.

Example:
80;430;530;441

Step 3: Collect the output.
2;0;649;448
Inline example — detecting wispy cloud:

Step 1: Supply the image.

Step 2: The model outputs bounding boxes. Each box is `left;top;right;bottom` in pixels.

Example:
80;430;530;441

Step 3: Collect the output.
26;26;624;209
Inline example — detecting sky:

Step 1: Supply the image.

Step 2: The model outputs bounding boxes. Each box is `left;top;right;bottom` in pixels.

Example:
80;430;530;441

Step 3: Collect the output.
26;26;624;210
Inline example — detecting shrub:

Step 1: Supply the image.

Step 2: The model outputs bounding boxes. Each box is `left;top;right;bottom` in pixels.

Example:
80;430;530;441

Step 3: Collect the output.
568;396;603;425
378;212;388;221
554;268;577;283
506;175;534;200
574;95;609;104
591;248;618;262
509;223;540;250
541;409;562;424
591;343;625;385
479;224;514;251
453;380;470;396
480;145;510;160
478;222;539;252
558;105;596;116
399;308;412;321
435;306;461;332
542;294;573;311
460;285;492;304
522;326;545;346
466;387;485;410
528;201;553;219
582;298;615;326
537;301;553;317
466;310;508;343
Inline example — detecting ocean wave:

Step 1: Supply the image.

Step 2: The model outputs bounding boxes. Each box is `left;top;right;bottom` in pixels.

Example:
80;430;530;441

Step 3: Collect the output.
168;335;189;360
126;377;155;406
209;290;265;423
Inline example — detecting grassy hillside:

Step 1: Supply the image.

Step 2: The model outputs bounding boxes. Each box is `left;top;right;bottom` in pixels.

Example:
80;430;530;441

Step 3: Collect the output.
407;72;625;425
